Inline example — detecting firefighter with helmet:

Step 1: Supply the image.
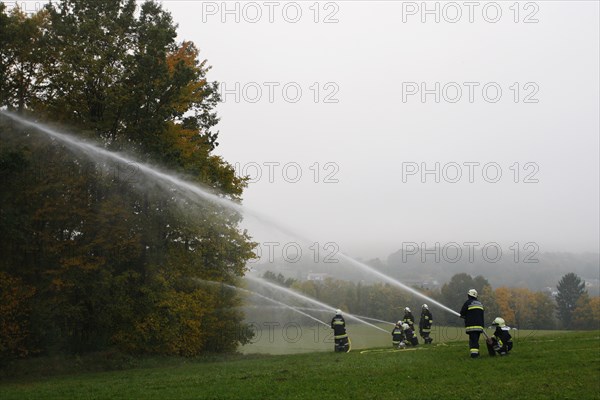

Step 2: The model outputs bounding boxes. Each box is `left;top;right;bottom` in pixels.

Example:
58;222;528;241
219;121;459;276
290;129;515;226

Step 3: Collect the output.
403;323;419;346
486;317;513;356
331;309;350;352
391;320;405;349
460;289;485;358
402;307;415;329
419;304;433;344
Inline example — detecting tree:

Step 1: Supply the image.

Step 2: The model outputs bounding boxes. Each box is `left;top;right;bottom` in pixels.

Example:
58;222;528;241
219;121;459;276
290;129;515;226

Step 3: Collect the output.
556;273;586;329
531;291;556;329
0;272;36;364
495;287;556;329
0;0;255;358
263;271;297;288
440;273;491;325
0;4;50;111
495;287;516;325
572;294;600;330
479;285;499;325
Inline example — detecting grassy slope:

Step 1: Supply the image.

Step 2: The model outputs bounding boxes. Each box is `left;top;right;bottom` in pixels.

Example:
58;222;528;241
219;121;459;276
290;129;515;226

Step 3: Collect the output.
1;331;598;400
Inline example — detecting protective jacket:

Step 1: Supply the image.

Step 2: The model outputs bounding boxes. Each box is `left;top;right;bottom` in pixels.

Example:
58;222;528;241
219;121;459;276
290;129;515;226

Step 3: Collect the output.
493;326;513;354
391;325;404;343
331;315;348;339
419;309;433;332
403;311;415;327
460;297;484;332
404;325;419;346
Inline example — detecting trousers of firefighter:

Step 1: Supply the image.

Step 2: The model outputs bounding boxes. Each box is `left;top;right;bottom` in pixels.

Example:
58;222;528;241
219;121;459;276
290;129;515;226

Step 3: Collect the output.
391;321;419;349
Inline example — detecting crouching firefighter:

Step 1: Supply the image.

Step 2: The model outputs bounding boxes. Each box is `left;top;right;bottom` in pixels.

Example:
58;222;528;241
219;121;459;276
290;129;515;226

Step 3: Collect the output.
392;321;406;349
331;309;350;352
486;317;513;356
402;323;419;346
419;304;433;344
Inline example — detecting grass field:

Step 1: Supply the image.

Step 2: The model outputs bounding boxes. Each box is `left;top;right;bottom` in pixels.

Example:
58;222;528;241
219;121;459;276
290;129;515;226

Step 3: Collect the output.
240;323;568;354
1;330;598;399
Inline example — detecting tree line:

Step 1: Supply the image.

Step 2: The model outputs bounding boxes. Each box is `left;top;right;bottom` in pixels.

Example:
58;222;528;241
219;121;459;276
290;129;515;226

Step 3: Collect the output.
262;271;600;330
0;0;255;364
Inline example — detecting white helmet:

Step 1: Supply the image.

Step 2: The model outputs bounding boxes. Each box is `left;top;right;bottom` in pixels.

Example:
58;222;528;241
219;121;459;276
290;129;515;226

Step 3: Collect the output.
335;309;342;315
492;317;506;327
404;307;411;313
422;304;428;309
397;320;402;325
468;289;478;298
402;323;410;330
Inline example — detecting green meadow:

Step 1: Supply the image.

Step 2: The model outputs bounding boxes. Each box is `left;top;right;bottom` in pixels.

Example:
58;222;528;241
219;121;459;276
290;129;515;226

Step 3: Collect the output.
1;329;598;399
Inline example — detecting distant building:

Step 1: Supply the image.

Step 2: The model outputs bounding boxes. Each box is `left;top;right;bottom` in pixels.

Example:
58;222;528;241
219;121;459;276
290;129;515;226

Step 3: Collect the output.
421;279;440;290
403;279;439;290
543;287;558;297
307;272;330;282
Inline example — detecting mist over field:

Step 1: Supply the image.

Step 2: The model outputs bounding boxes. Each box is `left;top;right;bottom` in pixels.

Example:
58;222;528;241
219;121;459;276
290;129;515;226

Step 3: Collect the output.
252;247;600;295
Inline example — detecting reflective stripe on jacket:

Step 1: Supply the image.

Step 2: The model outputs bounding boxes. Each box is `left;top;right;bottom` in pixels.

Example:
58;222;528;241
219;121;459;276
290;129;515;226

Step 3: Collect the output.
460;297;484;332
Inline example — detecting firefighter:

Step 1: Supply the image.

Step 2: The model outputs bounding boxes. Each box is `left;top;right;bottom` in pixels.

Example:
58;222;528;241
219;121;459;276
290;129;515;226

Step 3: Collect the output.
331;309;349;352
391;321;405;349
402;323;419;346
419;304;433;344
402;307;415;329
460;289;485;358
486;317;513;356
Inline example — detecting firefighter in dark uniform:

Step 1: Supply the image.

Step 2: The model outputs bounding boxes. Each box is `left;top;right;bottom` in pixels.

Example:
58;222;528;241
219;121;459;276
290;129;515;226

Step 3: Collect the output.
486;317;513;356
402;307;415;329
460;289;485;358
402;323;419;346
419;304;433;344
331;309;349;352
391;321;405;349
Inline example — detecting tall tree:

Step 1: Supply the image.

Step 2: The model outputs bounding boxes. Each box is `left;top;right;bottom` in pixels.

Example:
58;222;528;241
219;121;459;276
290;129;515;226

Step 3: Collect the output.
571;294;600;330
0;0;255;358
531;291;556;329
0;4;50;111
441;274;490;313
556;272;586;329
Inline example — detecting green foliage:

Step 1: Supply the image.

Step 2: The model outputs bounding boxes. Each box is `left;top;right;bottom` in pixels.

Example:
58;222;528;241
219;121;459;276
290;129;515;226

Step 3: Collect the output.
0;272;36;364
437;273;492;325
0;4;50;110
556;272;587;329
290;278;414;323
572;294;600;330
263;271;297;288
530;291;557;330
0;0;254;360
285;273;559;330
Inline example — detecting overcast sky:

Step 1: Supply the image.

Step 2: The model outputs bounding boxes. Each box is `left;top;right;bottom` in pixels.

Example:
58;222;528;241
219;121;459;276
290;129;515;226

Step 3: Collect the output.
160;1;599;260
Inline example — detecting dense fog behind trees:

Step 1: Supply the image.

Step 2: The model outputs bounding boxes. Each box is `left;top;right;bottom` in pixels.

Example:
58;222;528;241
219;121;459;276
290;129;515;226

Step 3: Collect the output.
254;248;600;296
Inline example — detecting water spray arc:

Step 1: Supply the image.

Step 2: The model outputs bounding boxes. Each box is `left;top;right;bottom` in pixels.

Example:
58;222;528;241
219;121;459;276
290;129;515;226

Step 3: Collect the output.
337;253;461;317
246;276;389;334
295;307;395;326
197;279;330;328
0;111;246;213
348;314;395;326
1;111;461;318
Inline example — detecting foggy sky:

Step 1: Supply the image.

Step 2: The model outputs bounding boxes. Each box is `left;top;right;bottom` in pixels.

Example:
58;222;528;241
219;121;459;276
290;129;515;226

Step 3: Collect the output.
161;1;599;259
